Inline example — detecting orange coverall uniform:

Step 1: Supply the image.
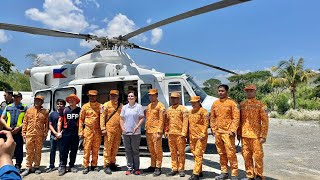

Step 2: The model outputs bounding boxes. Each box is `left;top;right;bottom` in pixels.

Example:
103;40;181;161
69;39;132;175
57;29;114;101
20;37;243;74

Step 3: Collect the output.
210;98;240;176
145;101;165;168
239;98;269;179
22;106;49;168
100;100;123;167
164;104;188;171
188;107;208;176
79;102;102;168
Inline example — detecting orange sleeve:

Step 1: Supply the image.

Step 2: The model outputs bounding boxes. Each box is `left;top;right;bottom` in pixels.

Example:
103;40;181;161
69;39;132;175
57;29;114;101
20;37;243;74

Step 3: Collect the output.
229;101;240;133
201;109;209;138
238;101;244;136
260;103;269;138
157;103;166;133
181;107;189;137
100;103;107;130
78;105;86;136
22;109;30;135
210;103;217;132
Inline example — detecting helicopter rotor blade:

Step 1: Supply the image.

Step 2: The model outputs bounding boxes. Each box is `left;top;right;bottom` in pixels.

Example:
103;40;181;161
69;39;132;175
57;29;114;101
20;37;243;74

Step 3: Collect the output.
121;0;250;40
133;45;238;75
0;23;94;40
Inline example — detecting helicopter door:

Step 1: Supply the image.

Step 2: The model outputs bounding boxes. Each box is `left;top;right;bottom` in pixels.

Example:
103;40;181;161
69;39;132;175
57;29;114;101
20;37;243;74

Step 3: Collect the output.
34;90;52;111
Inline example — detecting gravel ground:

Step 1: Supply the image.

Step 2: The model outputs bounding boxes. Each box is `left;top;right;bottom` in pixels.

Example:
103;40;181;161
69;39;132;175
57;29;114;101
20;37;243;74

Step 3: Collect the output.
19;118;320;180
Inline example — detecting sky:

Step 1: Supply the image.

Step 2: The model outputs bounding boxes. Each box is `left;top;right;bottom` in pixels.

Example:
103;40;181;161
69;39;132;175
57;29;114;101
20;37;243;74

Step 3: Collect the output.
0;0;319;86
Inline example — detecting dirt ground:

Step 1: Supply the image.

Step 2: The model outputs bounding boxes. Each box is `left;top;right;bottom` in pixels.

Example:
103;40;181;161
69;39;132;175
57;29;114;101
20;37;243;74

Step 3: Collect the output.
19;118;320;180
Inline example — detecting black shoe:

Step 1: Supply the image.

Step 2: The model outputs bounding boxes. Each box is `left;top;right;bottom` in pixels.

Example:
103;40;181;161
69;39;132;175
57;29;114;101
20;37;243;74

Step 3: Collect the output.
104;166;112;174
179;171;185;177
241;178;255;180
58;167;66;176
83;167;89;174
34;168;42;175
71;167;78;173
215;173;228;180
21;168;31;177
189;174;199;180
153;168;161;176
230;176;238;180
67;166;71;172
46;167;54;173
91;166;100;172
143;166;155;173
255;176;263;180
110;163;121;171
166;171;178;176
199;172;203;177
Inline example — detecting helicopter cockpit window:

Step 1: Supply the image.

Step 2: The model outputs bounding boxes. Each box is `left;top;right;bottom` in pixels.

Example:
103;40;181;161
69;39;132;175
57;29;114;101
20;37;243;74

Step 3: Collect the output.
35;90;52;112
53;88;76;111
140;84;152;106
168;82;182;105
186;76;207;102
183;86;191;106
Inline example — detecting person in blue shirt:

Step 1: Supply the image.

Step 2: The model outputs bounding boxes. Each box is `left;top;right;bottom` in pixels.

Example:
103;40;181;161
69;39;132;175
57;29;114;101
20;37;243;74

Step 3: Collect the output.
0;130;22;180
45;99;66;173
0;92;27;173
0;90;13;115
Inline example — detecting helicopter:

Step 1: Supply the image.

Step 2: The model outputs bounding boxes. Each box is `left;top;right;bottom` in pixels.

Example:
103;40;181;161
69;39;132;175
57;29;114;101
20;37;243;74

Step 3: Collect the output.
0;0;250;113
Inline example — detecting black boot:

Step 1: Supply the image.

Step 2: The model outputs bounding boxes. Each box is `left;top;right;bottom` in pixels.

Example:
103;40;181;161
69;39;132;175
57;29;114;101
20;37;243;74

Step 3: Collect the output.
153;168;161;176
230;176;238;180
189;174;199;180
241;178;255;180
15;164;22;173
179;170;185;177
91;166;99;172
58;166;66;176
215;173;228;180
104;166;112;174
110;163;121;171
82;167;89;174
199;172;203;177
255;176;263;180
143;166;155;173
166;171;178;176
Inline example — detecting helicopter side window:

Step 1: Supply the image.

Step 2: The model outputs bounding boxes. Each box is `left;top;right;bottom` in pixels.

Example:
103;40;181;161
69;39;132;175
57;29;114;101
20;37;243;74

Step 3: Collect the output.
140;84;152;106
168;82;182;105
183;86;191;106
53;87;76;111
35;90;52;112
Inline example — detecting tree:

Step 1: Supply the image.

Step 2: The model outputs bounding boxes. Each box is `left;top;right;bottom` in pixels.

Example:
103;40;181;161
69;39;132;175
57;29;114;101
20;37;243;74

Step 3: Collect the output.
267;57;317;109
202;78;221;97
0;49;14;74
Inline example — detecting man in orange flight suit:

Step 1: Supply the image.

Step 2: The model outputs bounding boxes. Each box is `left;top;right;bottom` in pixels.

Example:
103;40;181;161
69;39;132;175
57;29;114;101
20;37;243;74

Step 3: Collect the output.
188;96;208;180
100;90;123;174
238;84;269;180
143;88;165;176
164;92;188;177
21;95;49;177
211;84;240;180
79;90;102;174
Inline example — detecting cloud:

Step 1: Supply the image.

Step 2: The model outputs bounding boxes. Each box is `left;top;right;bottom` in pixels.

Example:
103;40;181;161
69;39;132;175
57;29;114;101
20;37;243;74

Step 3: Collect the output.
214;69;251;83
0;30;10;43
80;13;148;48
75;0;100;8
25;0;89;33
31;49;78;66
150;28;163;45
146;18;152;24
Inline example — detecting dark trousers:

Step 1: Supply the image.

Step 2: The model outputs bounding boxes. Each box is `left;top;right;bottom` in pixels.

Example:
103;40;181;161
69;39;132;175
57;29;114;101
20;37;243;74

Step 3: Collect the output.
123;134;141;170
49;135;61;168
60;132;79;167
13;133;23;165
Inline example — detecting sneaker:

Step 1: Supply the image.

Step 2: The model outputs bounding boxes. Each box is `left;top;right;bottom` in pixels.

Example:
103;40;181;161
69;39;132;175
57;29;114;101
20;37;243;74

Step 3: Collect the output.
166;171;178;176
83;167;89;174
110;163;121;171
93;166;100;172
34;168;42;175
230;176;238;180
21;168;31;177
153;168;161;177
215;173;228;180
46;167;54;173
134;169;141;175
255;176;263;180
104;166;112;174
58;167;66;176
143;166;155;173
67;166;71;172
188;174;199;180
125;170;132;175
71;167;78;173
179;171;185;177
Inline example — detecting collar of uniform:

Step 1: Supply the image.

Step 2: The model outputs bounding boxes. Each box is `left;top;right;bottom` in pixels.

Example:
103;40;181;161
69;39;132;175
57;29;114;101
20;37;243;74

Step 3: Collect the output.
192;107;201;112
171;104;179;109
111;100;118;106
128;102;137;108
247;98;256;102
151;100;159;106
219;97;228;102
89;101;99;106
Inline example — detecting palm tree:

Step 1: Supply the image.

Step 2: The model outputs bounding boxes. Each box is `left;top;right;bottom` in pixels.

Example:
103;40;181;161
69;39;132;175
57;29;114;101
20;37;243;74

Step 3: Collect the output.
267;57;317;109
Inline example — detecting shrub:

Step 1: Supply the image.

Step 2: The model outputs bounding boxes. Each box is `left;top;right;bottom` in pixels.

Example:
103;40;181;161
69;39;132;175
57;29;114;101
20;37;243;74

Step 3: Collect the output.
269;111;279;118
285;109;320;121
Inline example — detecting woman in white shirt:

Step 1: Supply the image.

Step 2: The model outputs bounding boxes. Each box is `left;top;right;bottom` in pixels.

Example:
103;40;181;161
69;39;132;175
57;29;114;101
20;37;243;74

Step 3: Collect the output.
120;91;144;175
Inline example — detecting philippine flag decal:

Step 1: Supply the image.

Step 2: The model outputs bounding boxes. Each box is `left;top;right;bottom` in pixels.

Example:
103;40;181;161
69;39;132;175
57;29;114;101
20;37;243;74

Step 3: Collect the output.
53;68;67;78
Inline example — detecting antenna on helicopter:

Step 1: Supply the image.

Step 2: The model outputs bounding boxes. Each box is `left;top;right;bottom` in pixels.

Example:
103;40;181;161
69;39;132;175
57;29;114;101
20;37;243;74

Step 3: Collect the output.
0;0;250;74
